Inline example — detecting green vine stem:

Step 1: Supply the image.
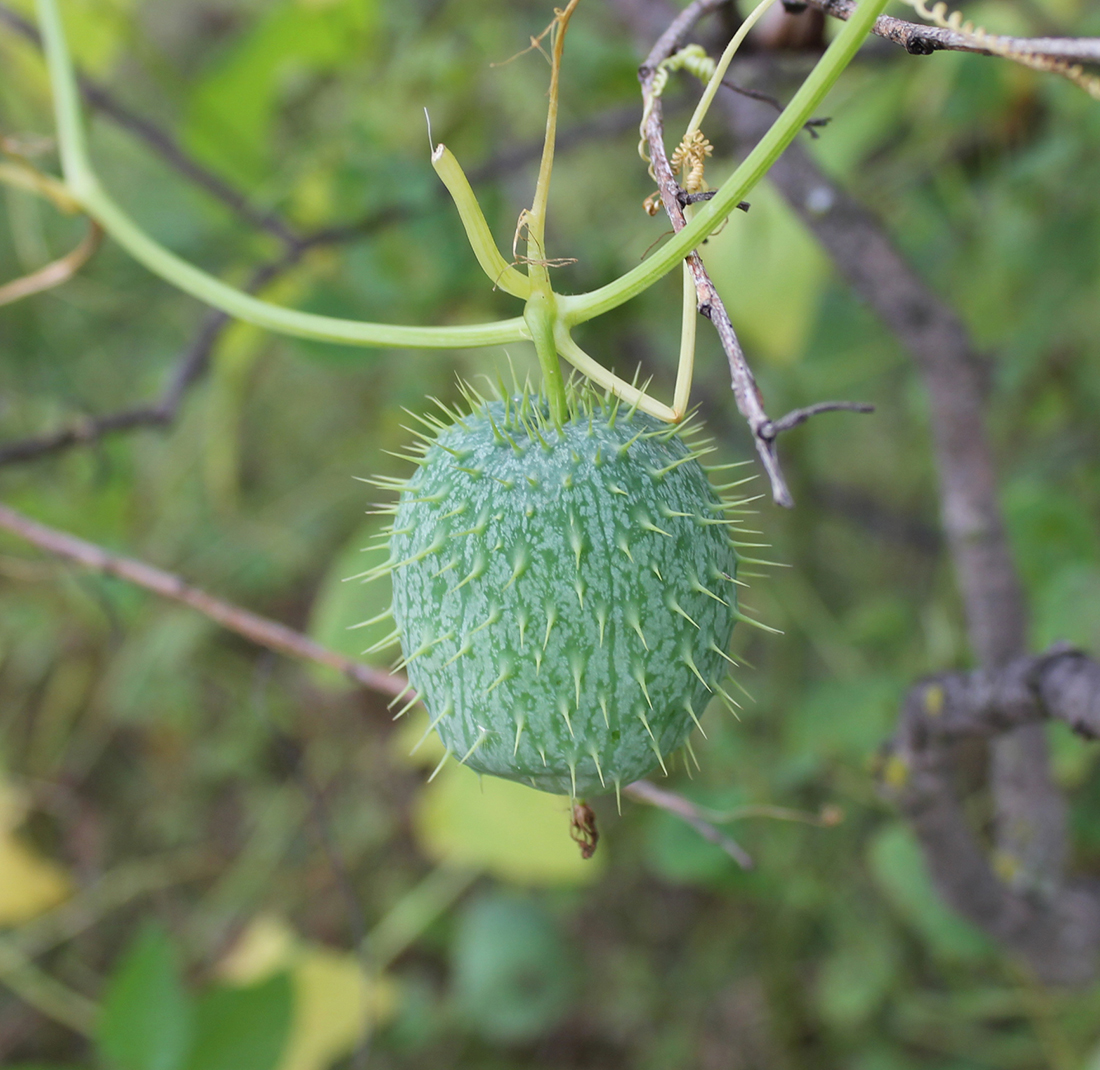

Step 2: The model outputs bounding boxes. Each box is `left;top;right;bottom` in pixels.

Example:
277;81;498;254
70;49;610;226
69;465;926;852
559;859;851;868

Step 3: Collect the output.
558;0;892;327
430;144;532;300
672;260;697;418
35;0;528;351
683;0;777;142
36;0;888;413
554;325;676;422
524;289;570;426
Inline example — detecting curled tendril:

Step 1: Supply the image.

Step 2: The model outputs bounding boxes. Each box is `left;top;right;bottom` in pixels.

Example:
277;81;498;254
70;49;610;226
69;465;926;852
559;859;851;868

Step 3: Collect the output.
638;44;718;174
901;0;1100;100
670;130;714;194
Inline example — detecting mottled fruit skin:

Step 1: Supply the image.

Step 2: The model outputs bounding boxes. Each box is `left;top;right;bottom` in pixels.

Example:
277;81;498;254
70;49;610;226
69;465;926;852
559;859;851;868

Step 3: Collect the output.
388;393;741;797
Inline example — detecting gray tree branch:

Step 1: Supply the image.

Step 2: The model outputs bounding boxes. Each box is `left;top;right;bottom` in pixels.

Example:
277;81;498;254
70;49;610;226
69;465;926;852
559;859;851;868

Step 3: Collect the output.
884;649;1100;983
614;0;1100;982
717;28;1089;979
713;75;1072;914
797;0;1100;63
0;500;733;871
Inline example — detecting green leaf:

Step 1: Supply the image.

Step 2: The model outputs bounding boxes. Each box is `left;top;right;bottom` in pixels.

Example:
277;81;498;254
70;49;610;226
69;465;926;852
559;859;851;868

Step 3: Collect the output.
643;787;749;887
814;921;898;1029
1004;479;1100;591
700;179;827;364
97;923;193;1070
1033;563;1100;653
644;807;733;885
183;975;293;1070
785;676;901;764
451;892;574;1044
183;0;376;186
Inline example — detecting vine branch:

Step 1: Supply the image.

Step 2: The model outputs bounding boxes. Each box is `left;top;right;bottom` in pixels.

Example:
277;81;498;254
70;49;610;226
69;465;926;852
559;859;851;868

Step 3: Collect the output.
704;7;1089;979
0;1;302;250
637;0;872;505
0;219;100;307
0;500;749;874
624;779;755;868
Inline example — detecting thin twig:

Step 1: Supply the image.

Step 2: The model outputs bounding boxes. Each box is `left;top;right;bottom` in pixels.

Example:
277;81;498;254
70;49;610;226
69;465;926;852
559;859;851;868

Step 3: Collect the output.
0;99;637;468
0;220;101;307
11;850;214;959
760;400;874;438
2;0;645;257
0;938;96;1036
691;801;844;826
0;501;407;700
624;780;755;869
0;252;295;467
720;79;831;138
263;707;374;1070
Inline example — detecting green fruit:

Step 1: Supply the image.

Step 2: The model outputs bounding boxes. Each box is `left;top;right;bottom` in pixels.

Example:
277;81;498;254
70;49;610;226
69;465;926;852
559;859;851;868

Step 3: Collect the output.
371;384;748;798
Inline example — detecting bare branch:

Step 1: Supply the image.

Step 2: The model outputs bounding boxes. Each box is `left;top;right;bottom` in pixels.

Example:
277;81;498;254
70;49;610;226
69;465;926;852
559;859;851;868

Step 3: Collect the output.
614;0;1096;981
798;0;1100;64
0;251;296;467
633;0;875;507
0;501;408;700
0;74;637;468
0;937;96;1036
2;0;645;255
711;40;1084;973
637;0;796;506
720;79;831;138
624;779;755;869
760;400;874;439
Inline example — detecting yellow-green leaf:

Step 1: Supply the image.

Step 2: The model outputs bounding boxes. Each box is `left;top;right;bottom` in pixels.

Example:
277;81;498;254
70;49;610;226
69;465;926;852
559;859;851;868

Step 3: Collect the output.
700;178;827;364
217;915;397;1070
413;762;602;886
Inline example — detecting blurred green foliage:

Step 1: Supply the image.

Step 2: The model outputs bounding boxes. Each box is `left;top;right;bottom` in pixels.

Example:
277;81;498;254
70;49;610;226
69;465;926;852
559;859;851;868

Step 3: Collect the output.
1;0;1100;1066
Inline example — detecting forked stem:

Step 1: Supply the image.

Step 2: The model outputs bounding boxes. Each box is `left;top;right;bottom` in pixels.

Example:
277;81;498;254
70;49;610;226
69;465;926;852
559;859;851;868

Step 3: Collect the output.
430;144;531;299
526;291;570;426
672;260;697;417
554;326;676;423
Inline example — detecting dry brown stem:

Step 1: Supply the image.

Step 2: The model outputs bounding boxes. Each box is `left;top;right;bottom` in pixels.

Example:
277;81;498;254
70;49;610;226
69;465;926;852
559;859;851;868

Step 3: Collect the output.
0;502;407;700
0;221;101;307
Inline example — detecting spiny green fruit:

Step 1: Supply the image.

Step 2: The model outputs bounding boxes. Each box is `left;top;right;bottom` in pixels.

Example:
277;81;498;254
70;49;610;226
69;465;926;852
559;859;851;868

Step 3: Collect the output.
367;384;754;800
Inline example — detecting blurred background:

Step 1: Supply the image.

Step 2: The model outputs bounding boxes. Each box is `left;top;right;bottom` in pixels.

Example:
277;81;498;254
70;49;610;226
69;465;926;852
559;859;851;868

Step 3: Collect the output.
1;0;1100;1066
